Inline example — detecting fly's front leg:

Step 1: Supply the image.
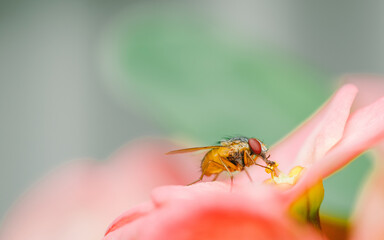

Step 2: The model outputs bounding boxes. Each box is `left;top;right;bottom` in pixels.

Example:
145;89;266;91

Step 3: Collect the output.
260;153;275;166
245;151;269;170
243;167;253;182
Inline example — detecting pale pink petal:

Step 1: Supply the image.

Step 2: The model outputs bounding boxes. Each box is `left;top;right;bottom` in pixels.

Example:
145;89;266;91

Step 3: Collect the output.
149;181;287;210
290;97;384;199
269;84;358;172
340;75;384;240
350;143;384;240
341;74;384;110
104;190;324;240
104;201;154;237
293;84;357;168
103;203;153;240
150;182;230;207
0;139;196;240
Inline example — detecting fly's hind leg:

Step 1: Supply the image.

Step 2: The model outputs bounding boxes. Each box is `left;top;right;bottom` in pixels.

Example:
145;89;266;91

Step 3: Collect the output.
188;161;223;186
188;160;229;186
187;173;205;186
187;173;204;186
212;173;220;181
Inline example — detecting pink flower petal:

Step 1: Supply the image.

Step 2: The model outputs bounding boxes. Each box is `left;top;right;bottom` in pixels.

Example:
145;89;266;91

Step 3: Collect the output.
293;84;357;168
341;74;384;110
104;190;324;240
150;182;230;207
340;75;384;240
350;143;384;240
0;139;196;240
269;84;357;172
149;181;287;209
103;203;153;240
104;202;154;237
290;96;384;199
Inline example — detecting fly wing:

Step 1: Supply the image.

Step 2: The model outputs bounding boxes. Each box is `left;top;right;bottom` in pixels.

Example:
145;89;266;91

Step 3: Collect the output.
166;146;221;155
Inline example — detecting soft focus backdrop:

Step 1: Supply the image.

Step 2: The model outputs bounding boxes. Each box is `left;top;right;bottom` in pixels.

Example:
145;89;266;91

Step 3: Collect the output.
1;0;383;223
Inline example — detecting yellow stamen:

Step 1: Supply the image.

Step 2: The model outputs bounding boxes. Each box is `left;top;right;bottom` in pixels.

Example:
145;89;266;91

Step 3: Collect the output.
264;165;324;229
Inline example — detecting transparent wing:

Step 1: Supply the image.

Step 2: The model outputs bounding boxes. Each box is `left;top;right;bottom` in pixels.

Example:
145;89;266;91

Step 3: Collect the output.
166;146;222;155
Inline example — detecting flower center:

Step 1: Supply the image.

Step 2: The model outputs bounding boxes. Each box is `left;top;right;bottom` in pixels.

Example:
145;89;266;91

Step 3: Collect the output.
264;165;305;186
263;164;324;228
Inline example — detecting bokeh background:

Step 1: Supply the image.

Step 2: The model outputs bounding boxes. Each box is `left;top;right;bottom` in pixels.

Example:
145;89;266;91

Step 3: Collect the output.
1;0;383;224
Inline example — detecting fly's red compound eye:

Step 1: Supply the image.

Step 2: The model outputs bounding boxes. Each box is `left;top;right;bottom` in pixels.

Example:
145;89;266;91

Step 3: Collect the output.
248;138;262;155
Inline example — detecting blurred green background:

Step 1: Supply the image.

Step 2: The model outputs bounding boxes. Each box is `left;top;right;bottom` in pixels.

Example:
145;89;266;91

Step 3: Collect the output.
0;0;382;221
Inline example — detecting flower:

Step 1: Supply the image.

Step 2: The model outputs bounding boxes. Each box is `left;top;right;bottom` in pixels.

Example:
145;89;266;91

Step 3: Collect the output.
0;139;197;240
103;82;384;240
350;142;384;240
342;75;384;240
2;77;384;240
104;184;323;240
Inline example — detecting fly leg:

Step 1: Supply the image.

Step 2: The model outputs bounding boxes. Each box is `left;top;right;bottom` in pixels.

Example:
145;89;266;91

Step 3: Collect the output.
188;161;225;185
246;151;270;170
202;161;229;182
243;167;253;182
245;151;280;178
243;152;255;182
187;173;205;186
264;158;276;167
258;154;280;177
218;157;234;191
212;173;220;181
